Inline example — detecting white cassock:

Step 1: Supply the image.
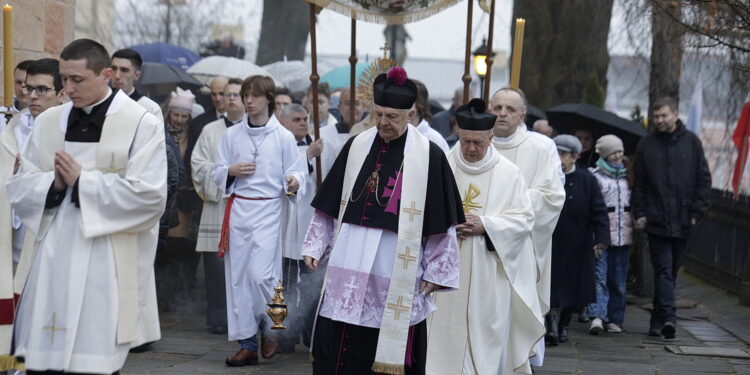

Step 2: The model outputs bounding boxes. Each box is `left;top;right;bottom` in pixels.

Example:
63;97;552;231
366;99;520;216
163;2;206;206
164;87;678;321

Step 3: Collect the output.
493;125;565;366
213;115;306;341
129;89;164;120
129;91;165;349
192;118;232;253
0;109;34;362
319;122;349;178
426;146;544;375
282;135;317;261
7;90;166;373
415;119;449;152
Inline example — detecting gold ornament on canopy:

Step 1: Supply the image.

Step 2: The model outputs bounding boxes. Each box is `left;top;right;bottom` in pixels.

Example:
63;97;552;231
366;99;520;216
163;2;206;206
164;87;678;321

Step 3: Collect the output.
305;0;461;24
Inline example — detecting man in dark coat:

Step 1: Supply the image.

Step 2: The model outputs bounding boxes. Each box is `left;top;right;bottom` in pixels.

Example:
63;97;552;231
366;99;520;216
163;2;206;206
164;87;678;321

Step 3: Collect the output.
188;76;228;144
632;97;712;339
548;135;610;345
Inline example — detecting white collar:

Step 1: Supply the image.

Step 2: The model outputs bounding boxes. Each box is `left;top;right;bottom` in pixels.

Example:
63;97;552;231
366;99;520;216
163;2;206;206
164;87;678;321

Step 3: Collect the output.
454;145;498;175
82;88;113;114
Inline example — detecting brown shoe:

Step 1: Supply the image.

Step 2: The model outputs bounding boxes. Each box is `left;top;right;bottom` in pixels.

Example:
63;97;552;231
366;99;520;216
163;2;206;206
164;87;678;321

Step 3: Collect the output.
261;333;278;359
225;349;258;367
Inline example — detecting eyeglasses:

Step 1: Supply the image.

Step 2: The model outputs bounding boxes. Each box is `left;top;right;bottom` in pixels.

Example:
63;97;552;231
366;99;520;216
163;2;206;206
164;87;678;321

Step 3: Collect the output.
210;92;223;97
22;85;55;96
223;93;240;98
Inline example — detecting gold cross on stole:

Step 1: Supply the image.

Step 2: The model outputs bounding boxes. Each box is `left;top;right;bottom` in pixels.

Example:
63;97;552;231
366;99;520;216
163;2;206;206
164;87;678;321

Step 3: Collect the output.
397;246;417;269
386;295;410;321
402;201;423;222
461;184;482;213
43;312;67;345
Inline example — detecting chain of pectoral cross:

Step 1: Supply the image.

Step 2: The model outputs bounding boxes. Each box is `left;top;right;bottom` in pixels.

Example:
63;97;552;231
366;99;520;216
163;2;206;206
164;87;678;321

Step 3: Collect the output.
248;133;268;163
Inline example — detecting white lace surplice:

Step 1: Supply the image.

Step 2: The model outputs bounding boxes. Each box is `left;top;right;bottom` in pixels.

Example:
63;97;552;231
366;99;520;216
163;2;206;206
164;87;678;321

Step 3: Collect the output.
302;211;459;328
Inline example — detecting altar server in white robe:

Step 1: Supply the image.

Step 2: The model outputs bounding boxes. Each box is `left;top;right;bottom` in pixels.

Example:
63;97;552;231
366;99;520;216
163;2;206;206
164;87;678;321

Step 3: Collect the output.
213;75;306;367
0;58;67;370
192;78;246;335
6;39;166;375
319;87;364;178
426;99;544;375
489;87;566;367
111;48;163;119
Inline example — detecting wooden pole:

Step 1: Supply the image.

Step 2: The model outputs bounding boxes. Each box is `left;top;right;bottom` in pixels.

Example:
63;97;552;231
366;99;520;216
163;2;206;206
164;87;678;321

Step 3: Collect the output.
349;18;357;127
309;3;322;188
462;0;473;105
483;0;496;101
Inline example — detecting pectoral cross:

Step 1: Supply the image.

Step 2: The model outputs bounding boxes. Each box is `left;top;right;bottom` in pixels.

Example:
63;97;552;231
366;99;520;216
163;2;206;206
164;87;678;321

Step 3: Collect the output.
402;201;423;222
43;312;66;345
397;246;417;270
462;184;483;213
386;295;410;321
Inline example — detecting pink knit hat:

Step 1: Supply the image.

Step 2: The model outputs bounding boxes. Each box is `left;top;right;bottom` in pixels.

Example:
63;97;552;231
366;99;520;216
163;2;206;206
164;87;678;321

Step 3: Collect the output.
168;87;195;113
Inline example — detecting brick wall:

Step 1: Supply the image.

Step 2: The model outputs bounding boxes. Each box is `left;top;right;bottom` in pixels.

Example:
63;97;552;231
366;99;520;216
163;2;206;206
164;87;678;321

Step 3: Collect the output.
0;0;77;105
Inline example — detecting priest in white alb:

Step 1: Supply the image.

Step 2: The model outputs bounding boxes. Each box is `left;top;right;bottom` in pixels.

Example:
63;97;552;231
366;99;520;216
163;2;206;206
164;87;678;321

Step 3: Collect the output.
302;67;464;375
6;39;166;375
213;75;307;367
191;78;246;335
489;88;565;367
426;99;544;375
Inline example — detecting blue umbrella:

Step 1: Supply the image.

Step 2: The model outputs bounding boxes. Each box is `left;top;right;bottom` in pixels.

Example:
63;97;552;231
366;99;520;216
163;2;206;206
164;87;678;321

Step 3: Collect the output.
320;62;368;90
130;42;200;70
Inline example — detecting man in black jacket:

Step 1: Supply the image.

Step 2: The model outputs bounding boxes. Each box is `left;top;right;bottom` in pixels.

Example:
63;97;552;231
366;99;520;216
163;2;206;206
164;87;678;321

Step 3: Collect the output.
632;97;711;339
188;76;228;144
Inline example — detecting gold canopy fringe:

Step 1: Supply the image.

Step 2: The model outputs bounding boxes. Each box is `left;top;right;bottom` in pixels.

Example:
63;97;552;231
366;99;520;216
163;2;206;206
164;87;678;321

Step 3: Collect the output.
0;355;24;371
371;361;406;375
305;0;461;25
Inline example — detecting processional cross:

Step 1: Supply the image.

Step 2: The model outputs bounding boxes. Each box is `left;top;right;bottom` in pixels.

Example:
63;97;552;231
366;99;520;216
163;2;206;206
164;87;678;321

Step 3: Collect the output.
380;44;391;59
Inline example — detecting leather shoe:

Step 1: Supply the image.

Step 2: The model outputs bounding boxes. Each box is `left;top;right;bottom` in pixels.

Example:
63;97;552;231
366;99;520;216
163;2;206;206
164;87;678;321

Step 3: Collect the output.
261;333;278;359
661;321;676;339
559;326;569;343
225;349;258;367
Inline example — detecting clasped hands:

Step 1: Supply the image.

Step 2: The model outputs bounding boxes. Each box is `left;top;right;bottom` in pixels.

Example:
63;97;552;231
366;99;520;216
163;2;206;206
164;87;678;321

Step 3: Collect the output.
53;151;81;192
456;214;484;240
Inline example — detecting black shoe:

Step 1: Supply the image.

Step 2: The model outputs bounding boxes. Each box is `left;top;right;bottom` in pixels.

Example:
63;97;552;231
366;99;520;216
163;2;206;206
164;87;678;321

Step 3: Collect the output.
545;312;559;346
559;326;569;343
578;309;590;323
129;342;154;353
648;327;662;337
661;322;676;339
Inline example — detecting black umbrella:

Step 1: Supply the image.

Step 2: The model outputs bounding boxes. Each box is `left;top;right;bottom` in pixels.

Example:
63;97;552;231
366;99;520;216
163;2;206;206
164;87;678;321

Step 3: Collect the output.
138;62;202;87
547;103;647;154
525;105;546;129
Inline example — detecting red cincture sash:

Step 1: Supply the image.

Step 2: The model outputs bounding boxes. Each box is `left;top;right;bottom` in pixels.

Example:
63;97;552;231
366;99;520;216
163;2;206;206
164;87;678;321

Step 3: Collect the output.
217;193;274;258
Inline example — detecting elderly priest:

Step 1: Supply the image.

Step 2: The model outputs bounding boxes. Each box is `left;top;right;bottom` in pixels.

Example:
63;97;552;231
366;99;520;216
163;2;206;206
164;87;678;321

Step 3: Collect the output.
302;67;464;375
426;99;544;375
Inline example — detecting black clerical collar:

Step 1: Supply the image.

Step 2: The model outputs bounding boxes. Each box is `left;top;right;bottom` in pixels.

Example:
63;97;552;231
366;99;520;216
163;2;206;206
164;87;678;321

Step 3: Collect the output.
376;128;408;146
224;116;243;128
297;134;312;146
66;89;118;142
128;88;144;102
335;122;350;134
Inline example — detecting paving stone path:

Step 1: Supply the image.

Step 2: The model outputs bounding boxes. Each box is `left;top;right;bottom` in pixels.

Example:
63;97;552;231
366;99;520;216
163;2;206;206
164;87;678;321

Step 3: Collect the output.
122;272;750;374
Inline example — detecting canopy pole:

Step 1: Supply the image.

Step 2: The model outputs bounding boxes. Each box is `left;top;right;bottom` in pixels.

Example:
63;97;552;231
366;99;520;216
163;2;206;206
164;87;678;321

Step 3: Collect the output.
462;0;473;105
483;0;496;101
309;3;323;188
350;18;358;127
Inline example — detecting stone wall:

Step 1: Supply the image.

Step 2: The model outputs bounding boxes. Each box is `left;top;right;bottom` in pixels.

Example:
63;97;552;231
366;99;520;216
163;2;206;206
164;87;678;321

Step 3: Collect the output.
0;0;77;105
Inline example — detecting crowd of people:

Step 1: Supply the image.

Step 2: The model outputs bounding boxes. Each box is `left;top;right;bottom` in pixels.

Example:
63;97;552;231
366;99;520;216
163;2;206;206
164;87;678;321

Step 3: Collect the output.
0;37;712;375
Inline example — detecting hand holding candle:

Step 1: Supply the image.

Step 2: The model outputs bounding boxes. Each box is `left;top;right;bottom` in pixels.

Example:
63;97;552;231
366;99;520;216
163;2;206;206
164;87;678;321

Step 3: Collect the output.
3;4;12;108
510;18;525;89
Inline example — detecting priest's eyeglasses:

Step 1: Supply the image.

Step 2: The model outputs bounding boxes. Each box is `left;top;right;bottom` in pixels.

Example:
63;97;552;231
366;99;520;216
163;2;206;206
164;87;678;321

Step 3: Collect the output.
223;93;241;98
22;85;54;96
